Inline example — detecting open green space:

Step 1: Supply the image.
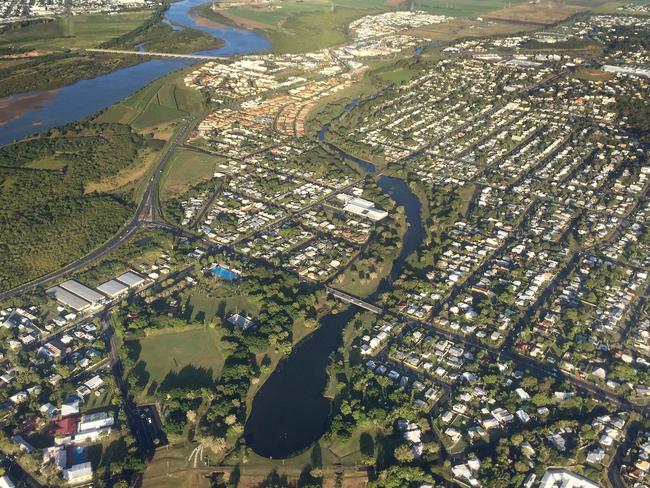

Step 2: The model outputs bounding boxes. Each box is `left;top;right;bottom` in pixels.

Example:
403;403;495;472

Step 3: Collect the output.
186;290;261;325
416;0;526;16
593;0;650;13
97;68;206;129
126;327;228;398
161;148;220;199
196;2;389;54
0;10;154;49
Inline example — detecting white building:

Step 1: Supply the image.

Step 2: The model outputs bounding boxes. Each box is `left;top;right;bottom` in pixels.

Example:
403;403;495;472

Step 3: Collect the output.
77;411;114;432
63;462;93;484
538;469;599;488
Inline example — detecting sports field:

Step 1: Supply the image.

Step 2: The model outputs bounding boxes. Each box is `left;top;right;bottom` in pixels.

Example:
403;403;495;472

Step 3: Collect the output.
126;327;228;398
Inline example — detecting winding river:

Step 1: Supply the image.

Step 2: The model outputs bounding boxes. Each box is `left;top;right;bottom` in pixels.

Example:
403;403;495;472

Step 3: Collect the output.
0;0;271;145
244;123;425;458
2;3;425;459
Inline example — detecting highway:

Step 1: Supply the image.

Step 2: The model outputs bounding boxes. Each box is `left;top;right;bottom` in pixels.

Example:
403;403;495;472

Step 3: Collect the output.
0;115;199;303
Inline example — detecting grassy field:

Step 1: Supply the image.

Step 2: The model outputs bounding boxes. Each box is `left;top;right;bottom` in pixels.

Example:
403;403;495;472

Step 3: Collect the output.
90;68;206;194
186;290;261;325
126;327;228;399
593;0;650;13
416;0;526;16
96;67;205;128
161;148;220;199
196;2;389;54
0;10;154;49
377;65;419;85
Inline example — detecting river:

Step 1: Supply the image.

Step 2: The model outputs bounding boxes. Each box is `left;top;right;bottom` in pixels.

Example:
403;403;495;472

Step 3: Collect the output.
0;0;271;145
244;123;424;459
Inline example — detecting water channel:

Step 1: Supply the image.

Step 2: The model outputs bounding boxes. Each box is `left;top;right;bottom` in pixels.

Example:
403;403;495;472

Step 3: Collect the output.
0;0;271;145
2;3;426;458
244;123;425;458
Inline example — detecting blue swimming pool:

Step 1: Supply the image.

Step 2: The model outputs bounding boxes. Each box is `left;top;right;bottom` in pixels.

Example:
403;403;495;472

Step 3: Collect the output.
68;446;87;465
211;265;239;281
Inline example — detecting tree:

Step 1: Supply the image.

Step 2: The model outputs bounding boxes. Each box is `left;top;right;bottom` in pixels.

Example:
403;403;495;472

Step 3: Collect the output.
394;444;415;463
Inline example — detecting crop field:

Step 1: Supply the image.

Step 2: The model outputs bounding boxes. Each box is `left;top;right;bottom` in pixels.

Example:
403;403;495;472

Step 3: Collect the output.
0;10;154;49
126;327;228;398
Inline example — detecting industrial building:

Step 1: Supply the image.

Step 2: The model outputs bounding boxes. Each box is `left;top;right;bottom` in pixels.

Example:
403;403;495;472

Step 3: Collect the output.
46;287;91;312
96;279;129;299
115;271;146;289
58;280;105;307
336;194;389;222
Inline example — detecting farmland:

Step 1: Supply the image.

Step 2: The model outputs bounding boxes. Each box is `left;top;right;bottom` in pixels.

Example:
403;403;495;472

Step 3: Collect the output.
0;10;154;49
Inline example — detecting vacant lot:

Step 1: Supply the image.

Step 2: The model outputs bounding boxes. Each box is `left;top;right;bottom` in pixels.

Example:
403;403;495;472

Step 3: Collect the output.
126;327;228;399
161;148;221;199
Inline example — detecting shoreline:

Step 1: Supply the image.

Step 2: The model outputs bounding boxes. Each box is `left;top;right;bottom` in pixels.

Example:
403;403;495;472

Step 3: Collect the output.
0;89;59;127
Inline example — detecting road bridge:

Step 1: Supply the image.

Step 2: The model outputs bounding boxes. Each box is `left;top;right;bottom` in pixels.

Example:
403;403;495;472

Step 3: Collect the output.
326;286;383;314
84;48;225;61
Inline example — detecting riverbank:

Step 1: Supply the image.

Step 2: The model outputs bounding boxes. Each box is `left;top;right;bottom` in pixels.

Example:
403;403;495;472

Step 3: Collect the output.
0;5;224;100
244;112;425;459
0;0;270;145
0;88;58;126
192;1;388;54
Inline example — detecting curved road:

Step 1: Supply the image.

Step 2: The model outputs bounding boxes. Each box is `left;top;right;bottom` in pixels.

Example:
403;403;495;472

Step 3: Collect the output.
0;115;198;302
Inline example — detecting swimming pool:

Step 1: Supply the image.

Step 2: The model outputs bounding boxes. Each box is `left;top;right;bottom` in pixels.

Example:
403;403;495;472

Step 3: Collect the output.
210;265;239;281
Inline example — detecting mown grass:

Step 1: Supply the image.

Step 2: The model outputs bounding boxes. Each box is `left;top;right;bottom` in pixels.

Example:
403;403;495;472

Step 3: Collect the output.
126;327;228;400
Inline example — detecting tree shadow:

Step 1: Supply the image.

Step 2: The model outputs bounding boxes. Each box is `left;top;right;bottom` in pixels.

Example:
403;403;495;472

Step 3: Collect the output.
360;432;375;457
297;463;322;488
255;469;294;488
146;380;159;397
124;339;142;362
132;360;150;389
310;444;322;468
159;365;215;391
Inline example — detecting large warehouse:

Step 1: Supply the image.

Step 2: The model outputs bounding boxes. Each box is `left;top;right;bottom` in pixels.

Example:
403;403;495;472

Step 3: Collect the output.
45;287;91;312
96;280;129;299
115;271;146;289
58;280;106;307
